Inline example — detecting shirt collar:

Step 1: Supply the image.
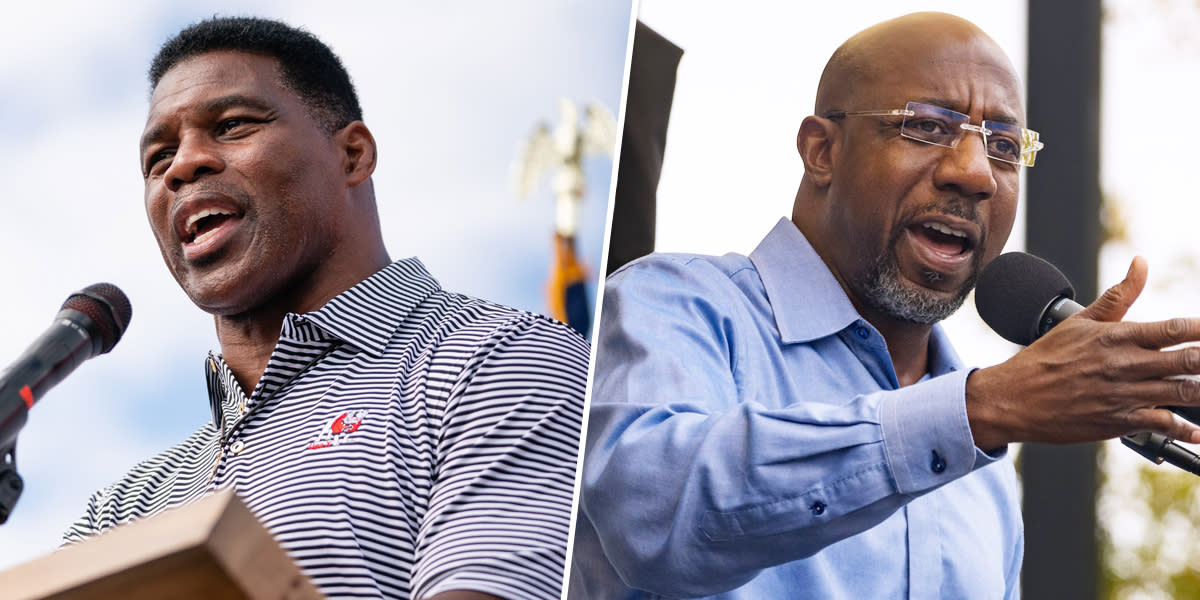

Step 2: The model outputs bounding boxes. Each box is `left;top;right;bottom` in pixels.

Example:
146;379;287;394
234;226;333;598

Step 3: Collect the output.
749;218;862;343
926;323;962;375
295;258;441;356
748;218;962;372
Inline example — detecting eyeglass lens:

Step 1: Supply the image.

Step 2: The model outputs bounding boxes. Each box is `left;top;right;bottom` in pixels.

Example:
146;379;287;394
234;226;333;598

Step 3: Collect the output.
899;102;1034;166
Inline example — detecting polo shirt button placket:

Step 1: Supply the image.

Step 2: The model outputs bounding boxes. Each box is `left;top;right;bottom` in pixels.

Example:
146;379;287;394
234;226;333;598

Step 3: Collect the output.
231;440;246;455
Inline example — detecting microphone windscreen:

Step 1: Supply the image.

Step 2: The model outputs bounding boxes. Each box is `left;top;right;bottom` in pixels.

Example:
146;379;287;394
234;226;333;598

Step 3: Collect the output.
61;283;132;354
975;252;1075;346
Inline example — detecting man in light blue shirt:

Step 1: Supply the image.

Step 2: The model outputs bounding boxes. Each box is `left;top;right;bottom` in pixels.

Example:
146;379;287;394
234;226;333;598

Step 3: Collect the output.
572;12;1200;599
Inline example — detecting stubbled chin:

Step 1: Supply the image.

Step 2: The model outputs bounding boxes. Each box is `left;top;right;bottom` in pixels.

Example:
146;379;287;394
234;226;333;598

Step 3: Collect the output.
173;258;252;314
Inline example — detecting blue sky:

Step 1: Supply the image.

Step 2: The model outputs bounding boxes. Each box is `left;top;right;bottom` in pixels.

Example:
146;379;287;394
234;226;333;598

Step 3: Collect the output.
0;1;631;568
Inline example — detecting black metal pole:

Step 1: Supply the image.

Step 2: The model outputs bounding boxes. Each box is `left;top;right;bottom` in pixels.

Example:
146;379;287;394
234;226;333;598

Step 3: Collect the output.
1024;0;1103;597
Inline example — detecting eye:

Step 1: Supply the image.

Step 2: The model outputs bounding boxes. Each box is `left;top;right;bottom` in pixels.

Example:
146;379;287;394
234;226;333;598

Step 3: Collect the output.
216;116;267;137
987;136;1021;162
216;118;247;135
902;117;958;145
910;118;951;135
144;149;174;177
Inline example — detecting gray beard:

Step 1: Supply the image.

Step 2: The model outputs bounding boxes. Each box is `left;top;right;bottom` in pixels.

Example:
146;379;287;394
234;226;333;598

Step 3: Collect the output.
858;201;983;325
860;255;974;325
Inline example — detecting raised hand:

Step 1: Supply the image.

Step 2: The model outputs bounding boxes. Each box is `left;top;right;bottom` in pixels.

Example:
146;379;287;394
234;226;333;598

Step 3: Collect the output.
966;257;1200;450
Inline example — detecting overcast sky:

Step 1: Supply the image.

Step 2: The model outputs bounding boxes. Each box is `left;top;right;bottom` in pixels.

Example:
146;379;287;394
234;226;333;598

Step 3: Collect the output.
0;1;631;568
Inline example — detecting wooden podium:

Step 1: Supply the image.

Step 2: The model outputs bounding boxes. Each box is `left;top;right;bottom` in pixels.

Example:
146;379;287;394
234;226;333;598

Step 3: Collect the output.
0;490;323;599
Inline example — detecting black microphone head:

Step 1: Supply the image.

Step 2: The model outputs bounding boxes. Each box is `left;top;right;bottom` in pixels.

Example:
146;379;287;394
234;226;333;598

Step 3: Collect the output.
61;283;132;354
975;252;1075;346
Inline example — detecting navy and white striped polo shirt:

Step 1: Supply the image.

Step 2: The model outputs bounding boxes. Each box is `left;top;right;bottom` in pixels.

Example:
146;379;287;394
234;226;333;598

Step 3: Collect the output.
63;258;589;600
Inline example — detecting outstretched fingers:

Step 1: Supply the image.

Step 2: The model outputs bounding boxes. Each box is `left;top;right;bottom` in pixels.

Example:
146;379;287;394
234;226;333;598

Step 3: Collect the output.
1127;407;1200;444
1121;318;1200;351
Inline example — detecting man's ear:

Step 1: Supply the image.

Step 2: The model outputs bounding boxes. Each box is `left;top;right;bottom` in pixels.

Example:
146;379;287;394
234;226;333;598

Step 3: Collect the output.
337;121;377;187
796;116;837;188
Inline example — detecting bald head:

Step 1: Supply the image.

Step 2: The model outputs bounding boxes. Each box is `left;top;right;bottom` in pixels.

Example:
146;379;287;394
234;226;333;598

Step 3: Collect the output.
815;12;1021;117
791;12;1026;333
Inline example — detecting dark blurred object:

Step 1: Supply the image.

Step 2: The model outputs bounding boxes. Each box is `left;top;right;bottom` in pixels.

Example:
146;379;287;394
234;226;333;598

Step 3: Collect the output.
606;22;683;275
1023;0;1102;598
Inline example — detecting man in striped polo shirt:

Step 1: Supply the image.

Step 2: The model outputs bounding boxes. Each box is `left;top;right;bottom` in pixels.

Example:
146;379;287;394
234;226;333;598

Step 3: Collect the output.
64;17;588;600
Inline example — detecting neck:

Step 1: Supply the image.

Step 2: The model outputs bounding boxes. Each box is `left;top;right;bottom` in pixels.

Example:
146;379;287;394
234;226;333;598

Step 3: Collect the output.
859;305;934;387
214;245;391;395
791;199;935;388
214;311;286;395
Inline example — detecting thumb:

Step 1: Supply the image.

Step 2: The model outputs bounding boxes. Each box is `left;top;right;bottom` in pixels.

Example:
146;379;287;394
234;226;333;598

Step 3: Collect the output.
1078;256;1147;322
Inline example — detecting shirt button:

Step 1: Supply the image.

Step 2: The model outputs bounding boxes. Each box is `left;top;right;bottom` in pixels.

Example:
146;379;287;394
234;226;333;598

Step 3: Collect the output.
930;450;947;473
855;327;870;340
230;440;246;454
810;501;827;516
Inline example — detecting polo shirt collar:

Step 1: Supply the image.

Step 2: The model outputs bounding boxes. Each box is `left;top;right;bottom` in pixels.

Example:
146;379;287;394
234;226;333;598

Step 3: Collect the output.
298;258;441;356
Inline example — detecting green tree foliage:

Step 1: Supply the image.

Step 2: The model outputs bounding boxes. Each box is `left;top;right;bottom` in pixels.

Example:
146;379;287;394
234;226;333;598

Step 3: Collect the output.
1099;441;1200;599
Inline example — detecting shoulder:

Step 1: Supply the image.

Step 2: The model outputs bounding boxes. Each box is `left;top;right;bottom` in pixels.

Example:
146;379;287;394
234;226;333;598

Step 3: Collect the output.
425;291;588;357
609;251;758;289
415;292;589;395
603;251;768;327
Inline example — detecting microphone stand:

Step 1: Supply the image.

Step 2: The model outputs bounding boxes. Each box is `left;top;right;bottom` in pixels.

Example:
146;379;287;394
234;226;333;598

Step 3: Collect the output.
1121;432;1200;476
0;442;23;524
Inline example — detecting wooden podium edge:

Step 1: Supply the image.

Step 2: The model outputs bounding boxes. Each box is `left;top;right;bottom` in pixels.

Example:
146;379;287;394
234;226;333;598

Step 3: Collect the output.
0;489;323;599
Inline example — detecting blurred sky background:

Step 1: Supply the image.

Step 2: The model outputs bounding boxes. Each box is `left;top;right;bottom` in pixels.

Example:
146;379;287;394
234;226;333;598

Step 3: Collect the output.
0;1;631;568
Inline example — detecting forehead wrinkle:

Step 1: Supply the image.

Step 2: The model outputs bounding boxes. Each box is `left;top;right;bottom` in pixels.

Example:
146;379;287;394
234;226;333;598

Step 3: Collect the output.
140;93;276;152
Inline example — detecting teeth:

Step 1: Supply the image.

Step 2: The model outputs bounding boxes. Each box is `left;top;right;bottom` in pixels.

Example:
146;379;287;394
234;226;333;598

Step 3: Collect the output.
924;222;967;238
193;227;220;246
185;208;235;235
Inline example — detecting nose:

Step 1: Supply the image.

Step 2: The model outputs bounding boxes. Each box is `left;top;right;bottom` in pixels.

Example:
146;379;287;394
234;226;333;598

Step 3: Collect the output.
932;130;998;200
163;134;223;193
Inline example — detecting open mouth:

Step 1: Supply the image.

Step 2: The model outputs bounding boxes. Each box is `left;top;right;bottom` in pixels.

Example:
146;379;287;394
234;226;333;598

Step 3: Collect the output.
908;221;973;258
184;208;238;245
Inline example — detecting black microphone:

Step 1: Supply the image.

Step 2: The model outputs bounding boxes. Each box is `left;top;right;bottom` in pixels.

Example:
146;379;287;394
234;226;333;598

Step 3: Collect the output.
975;252;1081;346
0;284;132;450
975;252;1200;476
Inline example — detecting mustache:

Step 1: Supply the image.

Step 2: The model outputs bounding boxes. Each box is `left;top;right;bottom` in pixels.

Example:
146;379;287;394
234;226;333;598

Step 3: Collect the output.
893;198;985;248
900;198;980;226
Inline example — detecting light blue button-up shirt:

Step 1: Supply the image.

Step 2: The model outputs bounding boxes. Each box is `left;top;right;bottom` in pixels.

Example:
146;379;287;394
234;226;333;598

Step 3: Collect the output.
571;218;1022;599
